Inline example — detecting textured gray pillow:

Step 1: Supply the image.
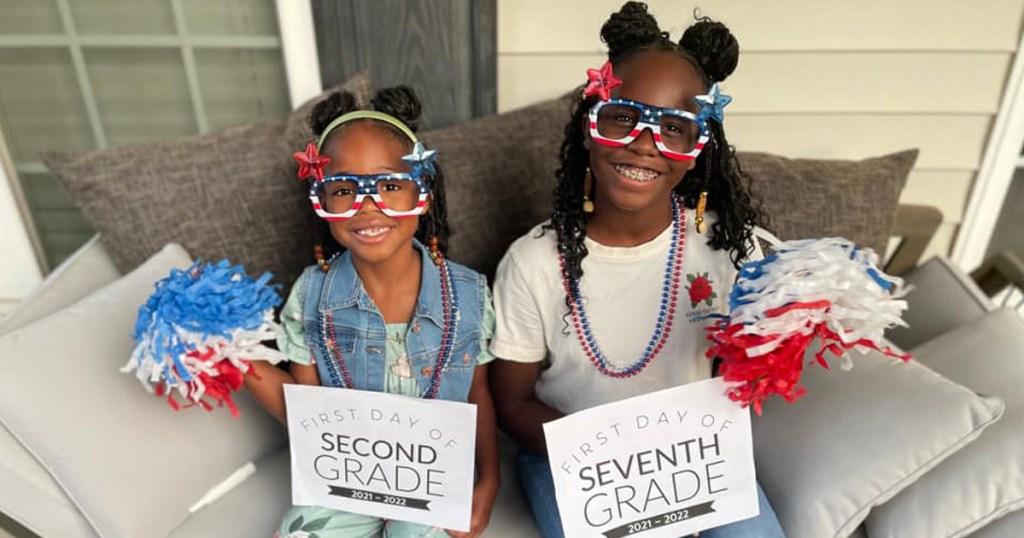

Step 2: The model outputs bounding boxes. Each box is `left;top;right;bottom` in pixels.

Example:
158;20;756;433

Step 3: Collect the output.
41;73;372;289
423;97;572;278
0;244;287;538
752;345;1003;538
739;150;917;256
867;308;1024;538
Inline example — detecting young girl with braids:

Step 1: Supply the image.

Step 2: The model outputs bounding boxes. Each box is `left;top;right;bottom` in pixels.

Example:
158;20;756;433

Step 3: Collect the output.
246;86;499;538
489;3;784;537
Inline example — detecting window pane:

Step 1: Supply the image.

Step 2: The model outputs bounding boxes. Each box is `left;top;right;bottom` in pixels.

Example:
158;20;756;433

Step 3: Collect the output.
0;0;62;34
182;0;279;36
86;48;196;146
19;171;94;266
0;0;288;270
71;0;175;35
196;48;288;130
0;49;94;162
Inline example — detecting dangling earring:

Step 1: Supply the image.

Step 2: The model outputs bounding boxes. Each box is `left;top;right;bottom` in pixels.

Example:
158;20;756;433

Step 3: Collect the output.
695;191;708;234
314;244;330;271
695;141;712;234
583;168;595;214
428;236;443;266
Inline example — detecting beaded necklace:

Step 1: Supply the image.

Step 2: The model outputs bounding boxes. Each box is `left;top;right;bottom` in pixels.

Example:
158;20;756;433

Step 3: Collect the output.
558;195;686;378
317;252;459;399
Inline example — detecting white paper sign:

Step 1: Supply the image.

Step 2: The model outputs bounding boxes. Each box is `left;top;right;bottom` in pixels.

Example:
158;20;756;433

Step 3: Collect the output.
284;385;477;531
543;377;758;538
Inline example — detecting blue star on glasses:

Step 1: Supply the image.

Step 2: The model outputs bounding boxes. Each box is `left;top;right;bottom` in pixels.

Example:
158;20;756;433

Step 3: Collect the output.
695;83;732;125
401;141;437;177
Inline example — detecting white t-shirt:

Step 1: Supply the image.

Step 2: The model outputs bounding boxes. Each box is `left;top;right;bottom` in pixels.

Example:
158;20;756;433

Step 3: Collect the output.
490;209;763;415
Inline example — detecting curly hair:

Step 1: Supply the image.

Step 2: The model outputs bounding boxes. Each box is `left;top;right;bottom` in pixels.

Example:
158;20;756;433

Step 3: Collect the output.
305;85;451;262
548;1;763;285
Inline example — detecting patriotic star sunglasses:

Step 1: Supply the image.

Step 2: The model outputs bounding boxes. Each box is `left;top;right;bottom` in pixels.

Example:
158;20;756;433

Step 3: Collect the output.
312;172;428;220
582;61;732;161
588;99;710;161
293;110;437;220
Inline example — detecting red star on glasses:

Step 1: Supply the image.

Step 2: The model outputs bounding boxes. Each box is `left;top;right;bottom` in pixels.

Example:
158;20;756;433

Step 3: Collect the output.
583;61;622;101
293;142;331;182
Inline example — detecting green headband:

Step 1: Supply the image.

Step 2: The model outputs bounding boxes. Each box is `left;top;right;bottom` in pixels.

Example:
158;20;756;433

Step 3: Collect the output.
316;110;419;150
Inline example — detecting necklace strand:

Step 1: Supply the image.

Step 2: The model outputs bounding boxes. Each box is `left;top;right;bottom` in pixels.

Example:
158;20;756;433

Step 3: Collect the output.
559;196;686;378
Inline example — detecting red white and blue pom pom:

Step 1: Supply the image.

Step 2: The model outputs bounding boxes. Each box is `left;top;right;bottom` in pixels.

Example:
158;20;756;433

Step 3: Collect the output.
706;237;910;415
123;260;287;417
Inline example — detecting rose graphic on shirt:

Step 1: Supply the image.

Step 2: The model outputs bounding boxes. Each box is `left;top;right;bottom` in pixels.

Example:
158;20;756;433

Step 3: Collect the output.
686;272;717;308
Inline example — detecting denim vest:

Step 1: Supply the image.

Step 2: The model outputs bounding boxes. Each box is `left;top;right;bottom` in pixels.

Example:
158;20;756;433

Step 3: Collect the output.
301;241;487;402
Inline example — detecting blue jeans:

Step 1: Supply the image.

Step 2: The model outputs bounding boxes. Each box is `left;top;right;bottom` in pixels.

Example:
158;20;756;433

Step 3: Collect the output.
518;451;786;538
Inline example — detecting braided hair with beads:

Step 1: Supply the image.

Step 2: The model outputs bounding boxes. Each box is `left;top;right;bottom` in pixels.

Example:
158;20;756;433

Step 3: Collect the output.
546;1;764;286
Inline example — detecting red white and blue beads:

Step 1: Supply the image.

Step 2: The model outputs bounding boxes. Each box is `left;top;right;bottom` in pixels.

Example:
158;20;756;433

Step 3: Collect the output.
423;258;460;398
320;312;354;389
318;256;459;399
559;195;686;378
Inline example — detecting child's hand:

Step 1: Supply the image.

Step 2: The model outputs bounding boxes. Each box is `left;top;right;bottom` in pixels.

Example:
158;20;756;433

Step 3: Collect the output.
445;478;499;538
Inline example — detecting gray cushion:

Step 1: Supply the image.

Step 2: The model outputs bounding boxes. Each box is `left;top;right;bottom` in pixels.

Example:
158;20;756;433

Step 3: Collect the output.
867;308;1024;538
846;525;870;538
0;235;119;338
886;256;995;350
970;509;1024;538
0;422;94;538
0;238;117;538
0;244;287;538
751;345;1003;538
40;74;372;290
739;150;917;256
169;449;292;538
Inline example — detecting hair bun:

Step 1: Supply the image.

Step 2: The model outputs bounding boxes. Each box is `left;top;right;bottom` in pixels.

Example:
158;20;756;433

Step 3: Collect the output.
679;18;739;82
371;85;423;132
309;91;358;136
601;1;665;59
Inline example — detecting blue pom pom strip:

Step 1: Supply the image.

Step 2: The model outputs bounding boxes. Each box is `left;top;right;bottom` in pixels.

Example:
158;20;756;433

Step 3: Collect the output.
124;259;285;394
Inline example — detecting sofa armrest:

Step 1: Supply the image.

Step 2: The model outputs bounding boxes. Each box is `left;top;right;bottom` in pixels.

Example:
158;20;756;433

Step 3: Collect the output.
884;204;944;276
971;251;1024;298
887;255;995;350
0;236;120;336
